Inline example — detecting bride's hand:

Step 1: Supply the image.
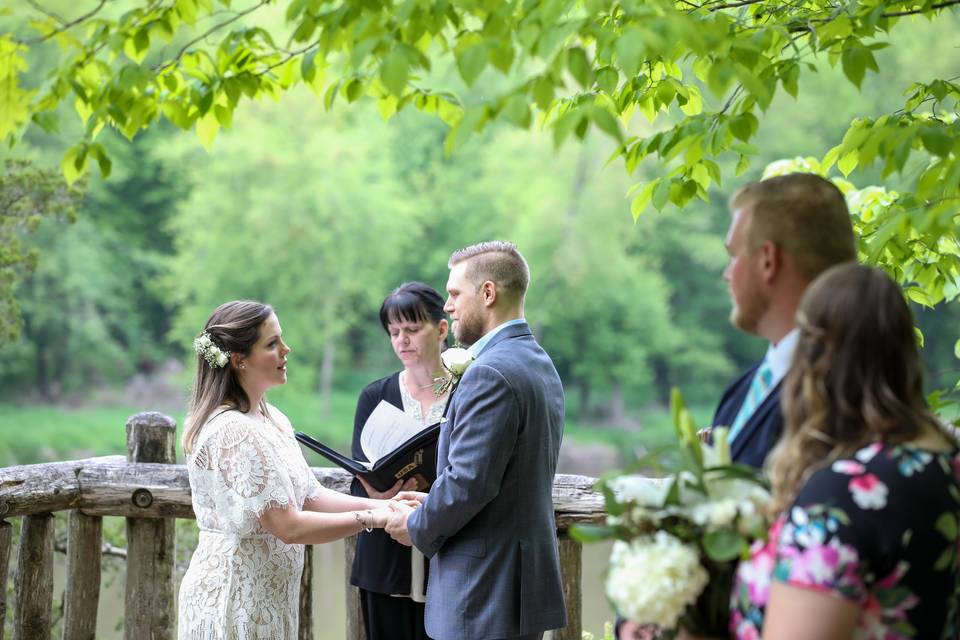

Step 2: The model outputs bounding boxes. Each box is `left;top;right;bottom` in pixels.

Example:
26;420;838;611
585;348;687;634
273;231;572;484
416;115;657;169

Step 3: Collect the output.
358;475;418;499
362;506;396;529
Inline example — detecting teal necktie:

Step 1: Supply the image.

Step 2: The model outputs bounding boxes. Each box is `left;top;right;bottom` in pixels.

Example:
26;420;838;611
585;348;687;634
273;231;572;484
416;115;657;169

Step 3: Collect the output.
727;362;774;445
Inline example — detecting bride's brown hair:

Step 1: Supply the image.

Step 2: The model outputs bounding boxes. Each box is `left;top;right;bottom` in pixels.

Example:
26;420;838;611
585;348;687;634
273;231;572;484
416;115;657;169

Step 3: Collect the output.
767;264;943;514
182;300;274;455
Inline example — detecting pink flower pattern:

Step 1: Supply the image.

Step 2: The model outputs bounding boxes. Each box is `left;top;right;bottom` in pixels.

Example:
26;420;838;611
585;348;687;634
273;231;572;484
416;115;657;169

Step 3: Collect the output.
731;442;960;639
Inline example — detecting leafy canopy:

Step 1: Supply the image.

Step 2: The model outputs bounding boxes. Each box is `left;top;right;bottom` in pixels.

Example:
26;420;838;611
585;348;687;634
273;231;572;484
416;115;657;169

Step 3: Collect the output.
1;0;958;387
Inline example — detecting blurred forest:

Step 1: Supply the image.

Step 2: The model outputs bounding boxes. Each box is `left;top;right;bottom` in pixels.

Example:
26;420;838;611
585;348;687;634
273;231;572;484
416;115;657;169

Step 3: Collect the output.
1;9;958;465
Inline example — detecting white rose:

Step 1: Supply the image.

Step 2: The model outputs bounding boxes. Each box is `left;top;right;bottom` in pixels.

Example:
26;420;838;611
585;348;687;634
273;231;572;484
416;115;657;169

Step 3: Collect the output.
609;475;669;507
216;352;229;367
199;334;212;347
442;347;474;376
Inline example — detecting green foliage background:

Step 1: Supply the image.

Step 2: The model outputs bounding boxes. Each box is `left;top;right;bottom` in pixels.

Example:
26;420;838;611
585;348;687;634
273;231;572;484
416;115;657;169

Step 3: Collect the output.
0;3;958;467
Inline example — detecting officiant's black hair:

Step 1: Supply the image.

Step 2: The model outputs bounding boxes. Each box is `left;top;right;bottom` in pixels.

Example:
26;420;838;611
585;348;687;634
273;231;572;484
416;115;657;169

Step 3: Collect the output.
379;282;446;333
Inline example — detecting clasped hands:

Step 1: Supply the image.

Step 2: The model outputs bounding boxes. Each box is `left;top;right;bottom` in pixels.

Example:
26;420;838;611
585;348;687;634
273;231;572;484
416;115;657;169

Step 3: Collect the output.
357;475;426;546
382;489;425;547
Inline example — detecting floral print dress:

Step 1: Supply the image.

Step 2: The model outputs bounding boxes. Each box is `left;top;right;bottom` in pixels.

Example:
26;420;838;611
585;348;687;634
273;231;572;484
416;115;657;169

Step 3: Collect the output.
731;441;960;639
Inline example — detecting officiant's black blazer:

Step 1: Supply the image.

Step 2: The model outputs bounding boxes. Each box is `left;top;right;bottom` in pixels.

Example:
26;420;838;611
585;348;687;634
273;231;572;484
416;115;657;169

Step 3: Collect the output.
712;361;785;469
349;371;418;595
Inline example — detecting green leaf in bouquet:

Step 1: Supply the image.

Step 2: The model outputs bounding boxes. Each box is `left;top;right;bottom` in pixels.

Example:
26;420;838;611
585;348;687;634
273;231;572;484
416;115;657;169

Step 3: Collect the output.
703;528;745;562
569;523;617;543
601;481;626;516
703;463;769;487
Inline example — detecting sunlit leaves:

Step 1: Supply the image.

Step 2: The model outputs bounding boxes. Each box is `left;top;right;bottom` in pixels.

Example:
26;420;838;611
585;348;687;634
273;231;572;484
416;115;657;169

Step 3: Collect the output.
0;36;34;141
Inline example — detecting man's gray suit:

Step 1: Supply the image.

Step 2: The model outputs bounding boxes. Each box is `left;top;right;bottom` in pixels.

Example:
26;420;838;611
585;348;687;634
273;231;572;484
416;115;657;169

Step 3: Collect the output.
407;322;567;640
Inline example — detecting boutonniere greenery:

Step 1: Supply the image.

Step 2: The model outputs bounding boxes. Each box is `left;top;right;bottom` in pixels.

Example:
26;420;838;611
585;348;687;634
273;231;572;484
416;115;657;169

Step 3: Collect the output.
433;346;474;396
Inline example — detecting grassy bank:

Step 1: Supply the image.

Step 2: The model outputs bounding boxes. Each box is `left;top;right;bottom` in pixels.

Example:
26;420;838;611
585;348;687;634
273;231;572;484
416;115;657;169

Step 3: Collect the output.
0;388;708;466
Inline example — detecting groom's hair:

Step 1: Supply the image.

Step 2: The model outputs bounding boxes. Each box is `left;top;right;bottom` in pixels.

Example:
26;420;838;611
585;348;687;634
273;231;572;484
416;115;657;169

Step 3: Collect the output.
449;241;530;301
730;173;856;282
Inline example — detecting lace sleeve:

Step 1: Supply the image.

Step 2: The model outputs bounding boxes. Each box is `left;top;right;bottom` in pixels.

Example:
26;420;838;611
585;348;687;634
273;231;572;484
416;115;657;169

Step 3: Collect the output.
209;420;298;530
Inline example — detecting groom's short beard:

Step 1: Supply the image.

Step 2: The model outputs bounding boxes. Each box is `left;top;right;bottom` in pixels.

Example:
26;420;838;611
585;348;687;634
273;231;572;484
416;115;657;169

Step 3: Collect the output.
453;318;482;347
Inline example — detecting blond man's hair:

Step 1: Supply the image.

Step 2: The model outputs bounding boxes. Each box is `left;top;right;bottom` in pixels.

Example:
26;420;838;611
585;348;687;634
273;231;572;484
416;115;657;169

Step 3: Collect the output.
730;173;857;281
449;241;530;301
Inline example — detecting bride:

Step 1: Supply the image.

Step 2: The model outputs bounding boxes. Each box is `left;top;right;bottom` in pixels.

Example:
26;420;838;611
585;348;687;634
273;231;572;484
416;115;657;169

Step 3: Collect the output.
177;300;399;639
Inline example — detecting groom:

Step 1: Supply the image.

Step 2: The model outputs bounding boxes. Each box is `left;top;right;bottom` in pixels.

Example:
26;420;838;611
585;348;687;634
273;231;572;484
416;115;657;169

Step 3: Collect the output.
386;241;567;640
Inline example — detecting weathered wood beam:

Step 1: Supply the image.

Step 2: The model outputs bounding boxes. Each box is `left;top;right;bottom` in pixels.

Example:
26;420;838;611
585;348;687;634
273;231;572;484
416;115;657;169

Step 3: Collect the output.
0;456;124;518
0;519;11;640
4;463;606;525
554;534;583;640
343;535;366;640
13;513;54;640
299;544;314;640
124;412;176;640
62;511;103;640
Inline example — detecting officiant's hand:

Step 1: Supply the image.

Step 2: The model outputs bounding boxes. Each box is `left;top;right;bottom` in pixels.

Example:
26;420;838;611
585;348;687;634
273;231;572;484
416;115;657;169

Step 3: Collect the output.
385;501;414;546
358;475;419;500
393;490;428;505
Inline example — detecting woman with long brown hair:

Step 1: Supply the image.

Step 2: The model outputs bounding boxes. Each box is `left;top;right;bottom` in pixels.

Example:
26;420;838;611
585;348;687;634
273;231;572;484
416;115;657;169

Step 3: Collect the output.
729;264;960;639
177;301;398;640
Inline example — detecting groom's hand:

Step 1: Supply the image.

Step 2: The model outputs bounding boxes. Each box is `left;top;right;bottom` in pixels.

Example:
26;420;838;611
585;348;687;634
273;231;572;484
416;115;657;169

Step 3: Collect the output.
385;502;414;547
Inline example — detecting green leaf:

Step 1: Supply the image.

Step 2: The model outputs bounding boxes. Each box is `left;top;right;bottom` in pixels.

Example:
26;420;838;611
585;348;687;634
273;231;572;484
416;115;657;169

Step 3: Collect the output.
630;181;656;221
380;50;409;96
60;143;87;185
532;76;554;110
502;94;530;128
954;338;960;360
652;178;671;210
456;43;487;87
87;143;112;178
703;529;744;562
920;127;953;158
841;47;867;88
595;67;618;94
590;105;622;142
567;47;593;88
568;524;616;543
729;113;758;143
838;150;858;177
196;111;219;150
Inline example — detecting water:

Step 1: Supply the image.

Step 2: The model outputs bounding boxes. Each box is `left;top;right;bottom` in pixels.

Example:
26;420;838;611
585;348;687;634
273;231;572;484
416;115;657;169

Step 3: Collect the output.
51;539;615;638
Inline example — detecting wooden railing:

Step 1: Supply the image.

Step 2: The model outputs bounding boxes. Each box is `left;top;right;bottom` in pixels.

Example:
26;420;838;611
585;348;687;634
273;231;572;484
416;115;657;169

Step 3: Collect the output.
0;412;606;640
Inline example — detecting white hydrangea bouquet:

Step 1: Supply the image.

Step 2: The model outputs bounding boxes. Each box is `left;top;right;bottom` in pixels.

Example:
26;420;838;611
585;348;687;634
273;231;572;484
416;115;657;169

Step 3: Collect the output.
572;389;772;638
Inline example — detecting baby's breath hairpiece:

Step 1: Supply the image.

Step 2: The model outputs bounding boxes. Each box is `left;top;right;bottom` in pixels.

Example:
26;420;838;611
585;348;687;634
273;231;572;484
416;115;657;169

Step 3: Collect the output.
194;332;231;369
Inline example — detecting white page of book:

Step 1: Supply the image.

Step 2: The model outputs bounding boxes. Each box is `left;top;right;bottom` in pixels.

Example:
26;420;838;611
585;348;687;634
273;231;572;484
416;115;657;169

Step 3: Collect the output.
360;400;427;465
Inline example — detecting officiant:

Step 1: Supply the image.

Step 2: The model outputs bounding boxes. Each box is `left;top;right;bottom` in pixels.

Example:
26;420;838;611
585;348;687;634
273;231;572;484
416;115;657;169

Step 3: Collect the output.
349;282;452;640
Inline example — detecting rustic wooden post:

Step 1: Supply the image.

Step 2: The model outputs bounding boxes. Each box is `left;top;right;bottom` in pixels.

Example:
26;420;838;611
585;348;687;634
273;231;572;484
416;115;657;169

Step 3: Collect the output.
13;513;54;640
343;535;366;640
124;412;177;640
0;519;12;640
62;511;103;640
298;544;314;640
554;533;583;640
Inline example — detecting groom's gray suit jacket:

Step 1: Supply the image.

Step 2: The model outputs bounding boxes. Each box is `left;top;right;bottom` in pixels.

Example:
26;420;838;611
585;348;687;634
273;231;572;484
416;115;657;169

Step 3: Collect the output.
407;322;567;640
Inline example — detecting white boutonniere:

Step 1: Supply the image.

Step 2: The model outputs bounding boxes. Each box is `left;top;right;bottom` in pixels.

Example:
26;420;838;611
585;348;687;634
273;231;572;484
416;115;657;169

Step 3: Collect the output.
433;347;474;396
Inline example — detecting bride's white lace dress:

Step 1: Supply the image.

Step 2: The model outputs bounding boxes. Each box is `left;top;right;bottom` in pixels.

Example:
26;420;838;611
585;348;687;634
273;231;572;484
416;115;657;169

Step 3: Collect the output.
178;406;323;640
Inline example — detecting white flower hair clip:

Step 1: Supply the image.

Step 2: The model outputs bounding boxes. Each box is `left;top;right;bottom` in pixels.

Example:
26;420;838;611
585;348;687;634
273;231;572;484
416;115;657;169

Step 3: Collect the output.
194;332;230;369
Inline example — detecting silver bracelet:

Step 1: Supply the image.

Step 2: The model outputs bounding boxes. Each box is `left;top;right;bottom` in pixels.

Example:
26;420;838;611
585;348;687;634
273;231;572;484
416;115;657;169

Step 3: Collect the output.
354;510;372;533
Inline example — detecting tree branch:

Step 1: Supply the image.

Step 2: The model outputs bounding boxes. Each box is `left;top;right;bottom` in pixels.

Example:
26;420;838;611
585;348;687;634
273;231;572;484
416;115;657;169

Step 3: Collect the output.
882;0;960;17
155;0;271;73
24;0;109;45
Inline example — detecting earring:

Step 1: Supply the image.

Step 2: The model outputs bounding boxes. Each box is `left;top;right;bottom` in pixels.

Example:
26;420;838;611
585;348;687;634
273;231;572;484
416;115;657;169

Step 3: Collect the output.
239;363;245;369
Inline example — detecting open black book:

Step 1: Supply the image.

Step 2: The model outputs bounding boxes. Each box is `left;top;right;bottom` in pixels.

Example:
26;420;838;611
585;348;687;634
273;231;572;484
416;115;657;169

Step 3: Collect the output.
295;420;442;493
